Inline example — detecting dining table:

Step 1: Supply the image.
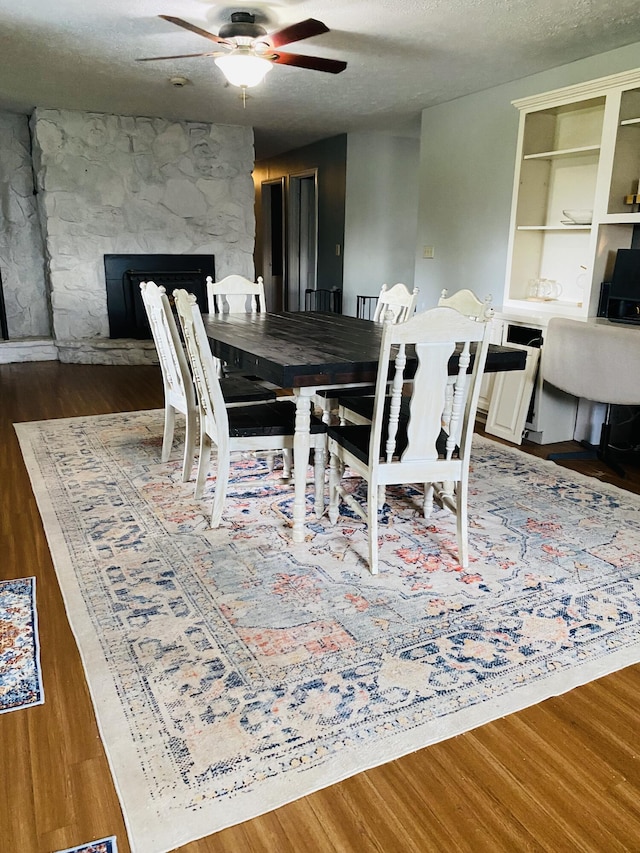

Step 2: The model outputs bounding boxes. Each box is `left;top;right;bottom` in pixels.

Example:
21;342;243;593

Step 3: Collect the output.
202;310;527;543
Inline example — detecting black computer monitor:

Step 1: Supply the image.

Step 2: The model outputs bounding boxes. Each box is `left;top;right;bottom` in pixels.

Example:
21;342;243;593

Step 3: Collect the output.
610;249;640;299
605;249;640;323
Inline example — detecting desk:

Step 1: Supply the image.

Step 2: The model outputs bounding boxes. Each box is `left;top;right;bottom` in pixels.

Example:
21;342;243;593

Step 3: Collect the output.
203;311;526;542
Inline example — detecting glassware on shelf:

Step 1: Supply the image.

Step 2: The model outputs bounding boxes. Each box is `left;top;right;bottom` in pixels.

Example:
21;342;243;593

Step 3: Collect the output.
527;278;562;301
562;208;593;224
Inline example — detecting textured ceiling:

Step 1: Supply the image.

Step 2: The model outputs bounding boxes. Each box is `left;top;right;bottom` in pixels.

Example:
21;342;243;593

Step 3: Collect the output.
2;0;640;159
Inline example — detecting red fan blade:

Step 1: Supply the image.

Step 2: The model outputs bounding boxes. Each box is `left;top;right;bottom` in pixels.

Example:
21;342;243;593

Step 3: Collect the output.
270;51;347;74
136;52;216;62
159;15;230;45
263;18;329;48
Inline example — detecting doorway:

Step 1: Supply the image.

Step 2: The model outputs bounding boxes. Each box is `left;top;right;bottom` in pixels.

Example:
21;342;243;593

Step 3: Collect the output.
288;170;318;311
260;177;285;311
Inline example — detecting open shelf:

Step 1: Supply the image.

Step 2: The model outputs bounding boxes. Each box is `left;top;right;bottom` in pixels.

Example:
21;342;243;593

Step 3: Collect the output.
609;87;640;214
521;298;583;309
517;225;591;231
523;145;601;160
599;212;640;224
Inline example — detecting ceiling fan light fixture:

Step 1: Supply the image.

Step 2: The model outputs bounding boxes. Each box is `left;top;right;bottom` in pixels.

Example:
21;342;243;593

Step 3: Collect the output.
214;52;272;88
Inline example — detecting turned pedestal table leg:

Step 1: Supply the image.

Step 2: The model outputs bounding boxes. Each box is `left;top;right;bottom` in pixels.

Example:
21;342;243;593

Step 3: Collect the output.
292;387;314;543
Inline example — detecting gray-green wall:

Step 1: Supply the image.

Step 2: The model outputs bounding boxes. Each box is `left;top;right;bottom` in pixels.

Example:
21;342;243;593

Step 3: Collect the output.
342;133;420;317
415;41;640;311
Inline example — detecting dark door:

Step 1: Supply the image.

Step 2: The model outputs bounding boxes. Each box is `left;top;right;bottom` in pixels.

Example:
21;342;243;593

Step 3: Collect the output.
287;171;318;311
260;178;285;311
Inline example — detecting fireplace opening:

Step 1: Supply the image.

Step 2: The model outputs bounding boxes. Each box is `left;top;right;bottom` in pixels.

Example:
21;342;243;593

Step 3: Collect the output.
104;254;215;339
0;267;8;340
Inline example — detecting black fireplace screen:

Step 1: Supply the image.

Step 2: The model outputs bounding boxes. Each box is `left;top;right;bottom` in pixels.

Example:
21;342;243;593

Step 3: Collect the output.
104;254;215;339
0;267;8;340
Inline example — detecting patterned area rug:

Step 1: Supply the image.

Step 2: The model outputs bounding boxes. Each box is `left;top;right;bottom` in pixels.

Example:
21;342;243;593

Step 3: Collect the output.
16;410;640;853
0;576;44;714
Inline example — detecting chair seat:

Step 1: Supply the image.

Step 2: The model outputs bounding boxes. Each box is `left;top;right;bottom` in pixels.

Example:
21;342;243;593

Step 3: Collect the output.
337;394;411;423
220;375;276;404
326;423;404;463
327;420;451;465
229;401;326;438
316;385;376;401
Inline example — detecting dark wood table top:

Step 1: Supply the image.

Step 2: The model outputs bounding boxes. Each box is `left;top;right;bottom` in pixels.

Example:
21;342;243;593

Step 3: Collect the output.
202;311;526;389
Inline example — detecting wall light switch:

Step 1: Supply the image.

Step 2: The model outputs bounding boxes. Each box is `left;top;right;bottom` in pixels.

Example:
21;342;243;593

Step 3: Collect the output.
422;246;435;259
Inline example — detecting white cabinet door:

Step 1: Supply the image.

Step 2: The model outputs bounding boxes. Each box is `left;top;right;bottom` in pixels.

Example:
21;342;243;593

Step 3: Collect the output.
476;316;503;416
477;372;496;415
485;344;540;444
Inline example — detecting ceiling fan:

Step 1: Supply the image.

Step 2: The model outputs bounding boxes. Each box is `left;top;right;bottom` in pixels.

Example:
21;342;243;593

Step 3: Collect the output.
138;12;347;89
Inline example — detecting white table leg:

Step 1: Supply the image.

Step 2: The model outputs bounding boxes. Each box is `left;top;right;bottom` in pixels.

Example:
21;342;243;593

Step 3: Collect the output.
292;387;314;542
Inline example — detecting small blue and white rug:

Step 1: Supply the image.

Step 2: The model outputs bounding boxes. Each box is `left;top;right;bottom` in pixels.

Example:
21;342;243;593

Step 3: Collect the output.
55;836;118;853
0;576;44;714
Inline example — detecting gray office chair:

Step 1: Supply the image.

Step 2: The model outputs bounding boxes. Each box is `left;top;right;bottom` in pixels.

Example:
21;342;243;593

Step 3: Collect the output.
542;317;640;477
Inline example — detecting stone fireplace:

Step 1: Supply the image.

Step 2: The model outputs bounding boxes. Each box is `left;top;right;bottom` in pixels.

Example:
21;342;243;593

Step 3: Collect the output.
0;108;255;364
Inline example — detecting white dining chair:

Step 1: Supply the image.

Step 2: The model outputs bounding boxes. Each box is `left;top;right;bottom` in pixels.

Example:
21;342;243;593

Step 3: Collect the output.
140;280;198;482
205;273;279;391
337;287;492;426
437;288;494;439
327;304;492;574
206;274;267;315
173;288;327;526
316;282;419;425
372;282;420;323
140;281;279;482
437;287;493;319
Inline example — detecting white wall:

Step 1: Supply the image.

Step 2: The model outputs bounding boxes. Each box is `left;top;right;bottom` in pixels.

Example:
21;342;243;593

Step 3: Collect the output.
415;41;640;312
342;133;419;316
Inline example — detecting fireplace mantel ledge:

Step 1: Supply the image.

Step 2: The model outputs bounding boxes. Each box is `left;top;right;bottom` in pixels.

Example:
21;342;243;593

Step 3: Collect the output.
0;338;58;364
56;338;159;366
0;338;159;366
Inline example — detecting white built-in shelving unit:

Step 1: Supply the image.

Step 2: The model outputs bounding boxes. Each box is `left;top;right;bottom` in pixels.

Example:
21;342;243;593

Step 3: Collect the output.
503;67;640;320
484;67;640;445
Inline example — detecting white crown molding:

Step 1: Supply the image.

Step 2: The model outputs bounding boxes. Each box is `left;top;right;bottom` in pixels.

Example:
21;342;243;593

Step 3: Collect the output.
512;66;640;111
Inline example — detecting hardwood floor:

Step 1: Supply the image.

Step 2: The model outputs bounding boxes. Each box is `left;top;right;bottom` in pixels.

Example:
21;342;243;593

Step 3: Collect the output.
2;361;639;853
475;422;640;497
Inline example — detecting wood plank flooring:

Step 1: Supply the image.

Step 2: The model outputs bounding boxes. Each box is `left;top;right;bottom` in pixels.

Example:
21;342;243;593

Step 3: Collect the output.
2;361;639;853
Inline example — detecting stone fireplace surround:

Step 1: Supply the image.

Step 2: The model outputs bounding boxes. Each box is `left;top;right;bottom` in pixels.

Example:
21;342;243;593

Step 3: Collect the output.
0;108;255;364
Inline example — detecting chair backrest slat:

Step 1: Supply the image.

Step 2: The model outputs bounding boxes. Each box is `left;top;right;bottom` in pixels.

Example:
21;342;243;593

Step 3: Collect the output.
445;340;472;457
385;344;407;462
405;340;454;462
